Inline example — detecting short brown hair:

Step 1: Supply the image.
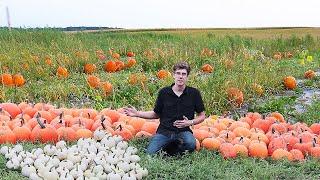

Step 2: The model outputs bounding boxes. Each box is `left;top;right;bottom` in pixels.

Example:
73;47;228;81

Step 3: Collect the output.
173;61;191;75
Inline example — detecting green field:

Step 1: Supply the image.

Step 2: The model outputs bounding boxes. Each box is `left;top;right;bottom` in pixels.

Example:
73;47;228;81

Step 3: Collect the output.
0;28;320;179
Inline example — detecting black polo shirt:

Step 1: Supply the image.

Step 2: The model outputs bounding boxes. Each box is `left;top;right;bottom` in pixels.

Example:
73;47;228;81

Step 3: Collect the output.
153;84;205;136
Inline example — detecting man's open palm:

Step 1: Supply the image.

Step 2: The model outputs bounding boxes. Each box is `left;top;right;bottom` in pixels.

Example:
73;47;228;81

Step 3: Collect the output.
124;106;138;117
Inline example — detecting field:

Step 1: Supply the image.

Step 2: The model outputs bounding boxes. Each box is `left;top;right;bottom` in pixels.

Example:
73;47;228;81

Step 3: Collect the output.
0;27;320;179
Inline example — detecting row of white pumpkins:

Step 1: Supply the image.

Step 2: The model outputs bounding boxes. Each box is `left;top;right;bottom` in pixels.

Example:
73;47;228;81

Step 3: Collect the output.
0;129;148;180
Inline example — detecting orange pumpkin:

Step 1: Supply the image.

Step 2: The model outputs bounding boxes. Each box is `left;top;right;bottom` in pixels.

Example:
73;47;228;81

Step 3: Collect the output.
0;103;21;118
13;74;25;87
127;51;135;57
201;64;213;73
87;75;101;89
0;73;14;86
126;58;137;68
56;66;68;78
304;70;316;79
157;70;171;79
283;76;296;90
84;64;97;74
227;87;244;107
30;116;58;143
112;53;121;59
104;60;117;72
76;128;92;139
101;81;113;96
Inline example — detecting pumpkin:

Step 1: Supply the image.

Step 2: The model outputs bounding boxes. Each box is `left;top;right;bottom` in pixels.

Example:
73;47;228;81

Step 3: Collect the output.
219;143;236;159
226;87;244;107
0;124;16;144
104;60;117;72
201;64;213;73
0;103;21;118
127;51;135;57
12;74;25;87
87;75;101;89
273;52;282;60
304;70;316;79
44;55;53;65
112;53;120;59
56;66;68;78
0;73;14;86
201;137;221;150
98;54;106;60
84;64;97;74
289;149;304;161
310;123;320;135
76;128;92;139
114;125;133;140
100;81;113;96
135;131;152;138
271;149;293;161
157;70;171;79
268;112;285;123
283;76;296;90
126;58;136;68
233;144;248;157
284;52;293;58
248;140;268;158
30;116;58;143
12;119;31;142
140;121;158;135
57;126;77;142
200;48;214;57
115;60;125;71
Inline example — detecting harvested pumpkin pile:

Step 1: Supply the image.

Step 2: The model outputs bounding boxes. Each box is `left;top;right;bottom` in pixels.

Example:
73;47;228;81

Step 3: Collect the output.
1;129;148;180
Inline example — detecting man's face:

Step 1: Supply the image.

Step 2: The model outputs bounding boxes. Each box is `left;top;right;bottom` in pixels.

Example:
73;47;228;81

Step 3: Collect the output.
173;69;188;86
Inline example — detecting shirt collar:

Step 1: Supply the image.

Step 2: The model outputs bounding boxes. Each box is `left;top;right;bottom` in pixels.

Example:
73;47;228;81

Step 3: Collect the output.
170;83;189;95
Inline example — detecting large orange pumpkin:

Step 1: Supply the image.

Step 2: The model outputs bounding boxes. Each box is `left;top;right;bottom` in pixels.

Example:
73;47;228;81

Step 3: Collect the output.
283;76;296;90
84;64;97;74
104;60;117;72
13;74;25;87
201;64;213;73
0;73;14;86
56;66;68;78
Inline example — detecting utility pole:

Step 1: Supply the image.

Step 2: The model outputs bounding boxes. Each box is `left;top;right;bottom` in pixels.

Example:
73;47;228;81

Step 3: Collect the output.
6;6;11;30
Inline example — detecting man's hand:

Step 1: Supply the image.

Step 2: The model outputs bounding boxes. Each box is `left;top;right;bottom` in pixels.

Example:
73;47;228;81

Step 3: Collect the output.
173;116;193;128
123;106;139;117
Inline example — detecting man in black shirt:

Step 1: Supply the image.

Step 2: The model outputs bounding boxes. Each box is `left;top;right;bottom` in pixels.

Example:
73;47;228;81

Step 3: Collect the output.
124;61;206;155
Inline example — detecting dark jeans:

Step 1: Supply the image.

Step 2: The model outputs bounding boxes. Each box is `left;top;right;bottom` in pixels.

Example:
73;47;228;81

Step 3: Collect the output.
146;131;196;155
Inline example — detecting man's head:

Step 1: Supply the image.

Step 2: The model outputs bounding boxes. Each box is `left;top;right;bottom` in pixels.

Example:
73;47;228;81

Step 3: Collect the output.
173;61;190;87
173;61;191;76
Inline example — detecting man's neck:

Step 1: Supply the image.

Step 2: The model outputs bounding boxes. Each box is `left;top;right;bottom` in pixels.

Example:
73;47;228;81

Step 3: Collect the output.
172;84;186;92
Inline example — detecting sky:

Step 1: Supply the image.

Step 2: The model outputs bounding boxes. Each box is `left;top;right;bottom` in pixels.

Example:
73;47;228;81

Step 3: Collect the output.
0;0;319;29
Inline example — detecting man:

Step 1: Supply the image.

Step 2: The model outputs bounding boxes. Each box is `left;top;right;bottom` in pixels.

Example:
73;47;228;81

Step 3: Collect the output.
124;61;206;155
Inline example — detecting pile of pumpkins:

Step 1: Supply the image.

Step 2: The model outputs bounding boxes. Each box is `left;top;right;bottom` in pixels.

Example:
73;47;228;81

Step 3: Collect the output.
1;129;148;180
193;112;320;161
0;102;160;144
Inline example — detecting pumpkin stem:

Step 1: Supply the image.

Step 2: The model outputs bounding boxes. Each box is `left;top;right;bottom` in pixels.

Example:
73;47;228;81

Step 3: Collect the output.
239;136;244;143
59;112;64;123
36;115;46;129
313;137;317;144
299;138;302;143
87;112;90;119
118;124;123;131
272;127;275;134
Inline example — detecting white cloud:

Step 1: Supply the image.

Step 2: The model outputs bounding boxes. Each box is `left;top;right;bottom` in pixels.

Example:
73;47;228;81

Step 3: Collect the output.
0;0;319;28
